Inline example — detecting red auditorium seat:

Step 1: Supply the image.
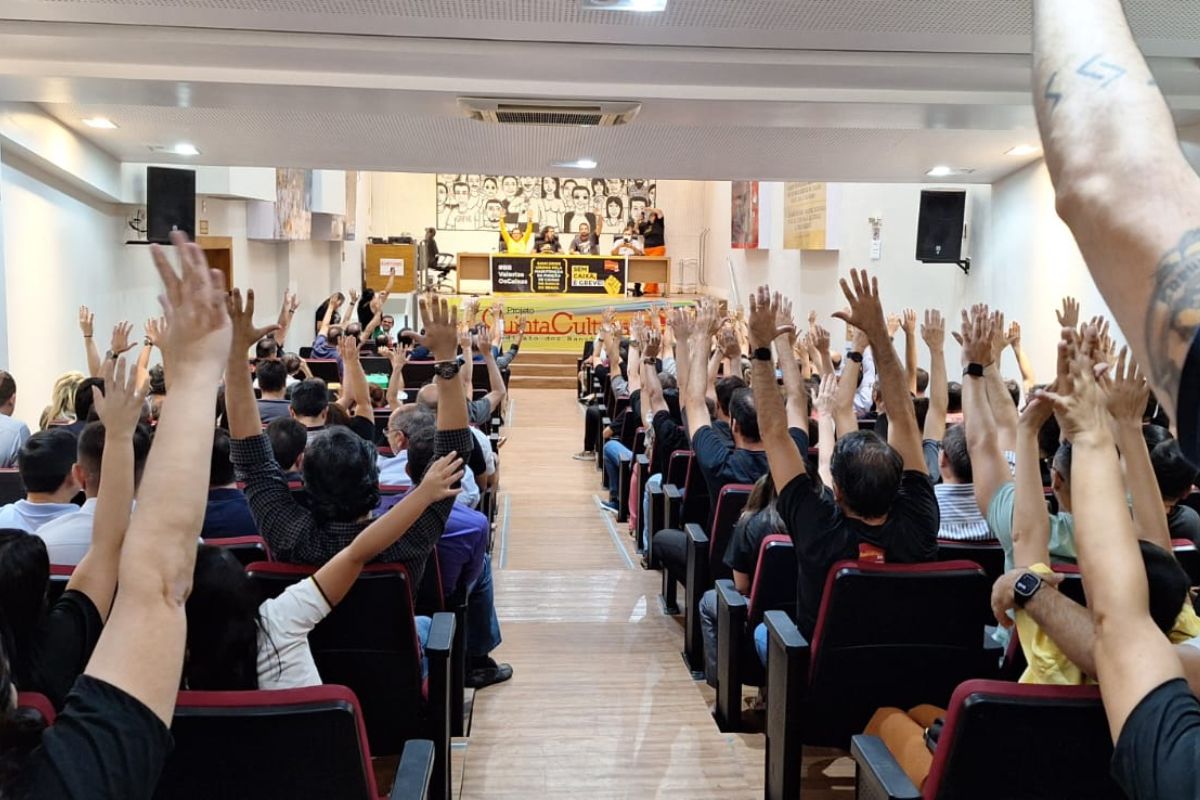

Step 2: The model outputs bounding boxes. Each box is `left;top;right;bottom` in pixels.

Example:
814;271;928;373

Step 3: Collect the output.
644;450;692;570
16;692;56;726
203;535;272;567
936;539;1006;584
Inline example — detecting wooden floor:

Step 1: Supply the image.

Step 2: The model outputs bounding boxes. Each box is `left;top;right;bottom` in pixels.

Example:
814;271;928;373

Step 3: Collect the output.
455;389;853;799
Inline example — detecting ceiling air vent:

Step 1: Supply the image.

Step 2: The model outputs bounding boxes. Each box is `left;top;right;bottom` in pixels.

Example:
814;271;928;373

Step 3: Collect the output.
458;98;641;127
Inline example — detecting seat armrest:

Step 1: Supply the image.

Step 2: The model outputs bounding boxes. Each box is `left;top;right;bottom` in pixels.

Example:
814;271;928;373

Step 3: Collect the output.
390;740;435;800
682;522;710;672
684;522;708;547
764;610;811;800
424;611;455;800
426;611;455;659
850;735;922;800
663;484;684;530
715;579;748;731
635;454;650;469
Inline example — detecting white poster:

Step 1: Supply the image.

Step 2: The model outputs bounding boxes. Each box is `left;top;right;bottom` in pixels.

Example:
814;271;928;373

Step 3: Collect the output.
380;257;405;276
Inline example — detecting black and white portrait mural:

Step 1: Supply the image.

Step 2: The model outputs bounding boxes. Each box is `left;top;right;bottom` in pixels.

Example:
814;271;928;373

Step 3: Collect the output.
435;174;657;234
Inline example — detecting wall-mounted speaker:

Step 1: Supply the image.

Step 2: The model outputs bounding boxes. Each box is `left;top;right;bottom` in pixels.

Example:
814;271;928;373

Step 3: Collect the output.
916;190;966;265
146;167;196;244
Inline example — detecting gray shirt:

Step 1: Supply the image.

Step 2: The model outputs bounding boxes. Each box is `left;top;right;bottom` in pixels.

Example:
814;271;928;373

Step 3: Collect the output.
0;414;30;468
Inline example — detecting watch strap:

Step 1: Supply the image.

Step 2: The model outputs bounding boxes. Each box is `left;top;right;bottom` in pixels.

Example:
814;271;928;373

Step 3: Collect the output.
963;362;986;378
752;347;773;362
847;351;864;364
1013;572;1044;608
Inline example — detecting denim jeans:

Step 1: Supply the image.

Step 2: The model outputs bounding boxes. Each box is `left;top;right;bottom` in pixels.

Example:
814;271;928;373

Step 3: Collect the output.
700;588;719;687
640;473;662;552
754;622;768;667
466;557;502;658
416;615;432;679
603;439;632;504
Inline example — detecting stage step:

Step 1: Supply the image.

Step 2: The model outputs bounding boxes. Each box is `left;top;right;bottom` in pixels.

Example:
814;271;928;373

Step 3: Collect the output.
508;375;576;390
510;362;577;378
512;351;580;365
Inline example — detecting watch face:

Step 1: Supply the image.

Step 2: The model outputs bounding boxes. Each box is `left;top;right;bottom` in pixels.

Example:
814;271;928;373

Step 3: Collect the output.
1015;572;1041;597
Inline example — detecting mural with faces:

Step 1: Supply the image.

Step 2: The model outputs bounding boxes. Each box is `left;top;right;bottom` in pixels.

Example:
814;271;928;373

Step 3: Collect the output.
435;173;657;233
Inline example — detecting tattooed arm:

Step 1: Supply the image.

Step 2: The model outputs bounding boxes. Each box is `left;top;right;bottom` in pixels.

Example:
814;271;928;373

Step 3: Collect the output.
1033;0;1200;422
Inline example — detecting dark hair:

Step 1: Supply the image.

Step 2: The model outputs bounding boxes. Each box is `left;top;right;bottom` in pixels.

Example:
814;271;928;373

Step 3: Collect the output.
282;353;304;378
17;429;77;494
630;195;648;209
1052;442;1073;483
941;425;972;482
326;326;343;347
325;403;350;429
606;196;624;218
915;367;929;394
73;377;104;421
0;372;14;407
267;417;307;472
1037;413;1062;460
402;414;438;485
343;323;363;342
1142;424;1173;452
0;531;49;689
1152;439;1197;502
715;376;746;417
209;428;235;487
77;421;152;488
728;387;760;443
303;427;379;522
946;381;963;414
745;472;777;515
0;631;47;788
452;181;469;193
148;364;167;396
255;337;280;360
291;379;329;418
1005;379;1021;407
830;431;904;518
256;360;287;393
911;396;930;431
184;546;263;690
1139;540;1191;634
659;373;678;392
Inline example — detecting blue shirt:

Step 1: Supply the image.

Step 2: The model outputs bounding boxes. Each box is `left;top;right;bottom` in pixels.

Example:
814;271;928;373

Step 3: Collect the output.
311;335;339;361
201;487;259;539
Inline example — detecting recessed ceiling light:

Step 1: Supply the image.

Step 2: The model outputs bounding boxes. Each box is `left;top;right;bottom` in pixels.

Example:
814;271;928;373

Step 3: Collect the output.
552;158;597;170
1006;144;1041;157
926;166;975;177
172;143;199;156
582;0;668;11
82;117;118;129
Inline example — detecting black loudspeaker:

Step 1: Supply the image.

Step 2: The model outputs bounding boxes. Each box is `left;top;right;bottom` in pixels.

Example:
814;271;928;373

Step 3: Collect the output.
916;190;966;263
147;167;196;244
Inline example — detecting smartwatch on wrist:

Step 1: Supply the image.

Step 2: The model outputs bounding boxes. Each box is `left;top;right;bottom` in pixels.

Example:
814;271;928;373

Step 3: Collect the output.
963;363;986;378
1013;572;1044;609
752;347;773;362
847;351;864;364
433;360;461;380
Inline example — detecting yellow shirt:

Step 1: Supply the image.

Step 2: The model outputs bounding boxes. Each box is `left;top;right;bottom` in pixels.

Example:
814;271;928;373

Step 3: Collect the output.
500;219;534;254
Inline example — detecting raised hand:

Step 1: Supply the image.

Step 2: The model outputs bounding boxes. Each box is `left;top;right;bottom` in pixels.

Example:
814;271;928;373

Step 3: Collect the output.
807;309;818;334
813;372;838;418
110;321;137;356
718;326;741;359
774;295;796;335
953;305;996;367
1019;390;1057;430
338;334;361;366
667;306;695;343
886;313;902;339
1103;346;1149;423
811;324;831;354
226;288;281;358
832;269;887;340
747;286;788;349
517;314;529;335
79;306;95;337
1007;320;1022;349
644;328;662;360
349;288;360;307
901;308;918;336
390;341;410;371
145;317;167;348
92;355;146;435
989;310;1008;360
150;231;232;369
417;294;459;361
413;452;465;503
457;327;472;356
921;309;945;350
1056;296;1080;329
1036;326;1111;441
695;301;721;342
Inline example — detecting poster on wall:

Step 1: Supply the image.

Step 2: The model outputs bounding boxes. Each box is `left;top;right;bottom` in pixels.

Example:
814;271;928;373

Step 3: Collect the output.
731;180;760;249
783;181;841;251
491;254;627;296
274;168;312;240
435;174;657;234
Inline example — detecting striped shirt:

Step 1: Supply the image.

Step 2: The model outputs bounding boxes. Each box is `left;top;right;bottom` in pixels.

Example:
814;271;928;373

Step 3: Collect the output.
934;482;991;541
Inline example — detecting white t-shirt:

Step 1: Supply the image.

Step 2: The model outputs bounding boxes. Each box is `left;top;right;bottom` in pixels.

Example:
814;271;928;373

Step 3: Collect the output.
36;498;98;566
0;414;30;468
256;577;332;690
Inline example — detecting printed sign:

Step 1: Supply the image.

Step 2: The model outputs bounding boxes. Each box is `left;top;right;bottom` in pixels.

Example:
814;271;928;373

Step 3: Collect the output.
491;254;626;296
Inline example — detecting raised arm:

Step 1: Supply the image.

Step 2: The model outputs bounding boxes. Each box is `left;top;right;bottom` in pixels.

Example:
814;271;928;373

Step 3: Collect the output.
417;295;469;432
812;323;834;377
833;328;866;440
985;311;1019;452
273;289;299;350
1012;395;1056;568
642;329;669;416
1033;0;1200;426
479;333;506;415
387;344;409;411
774;298;807;430
225;289;280;440
66;356;143;619
1008;321;1037;392
813;372;838;487
339;336;374;421
685;304;717;437
958;307;1012;514
83;231;232;725
1106;347;1172;553
833;270;925;473
747;287;806;488
1041;327;1184;742
317;293;338;338
901;308;919;395
135;319;156;385
922;310;949;443
314;453;462;605
79;306;102;378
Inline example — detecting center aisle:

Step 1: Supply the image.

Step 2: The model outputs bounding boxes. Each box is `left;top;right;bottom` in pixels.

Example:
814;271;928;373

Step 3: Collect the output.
457;388;762;799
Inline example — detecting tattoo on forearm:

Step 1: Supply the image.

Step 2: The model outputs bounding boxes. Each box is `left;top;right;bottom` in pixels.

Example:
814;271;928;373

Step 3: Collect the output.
1076;54;1127;88
1146;228;1200;402
1044;71;1063;111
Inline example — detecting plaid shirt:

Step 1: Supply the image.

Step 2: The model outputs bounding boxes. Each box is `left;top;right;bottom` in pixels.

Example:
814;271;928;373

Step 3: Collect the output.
230;428;473;587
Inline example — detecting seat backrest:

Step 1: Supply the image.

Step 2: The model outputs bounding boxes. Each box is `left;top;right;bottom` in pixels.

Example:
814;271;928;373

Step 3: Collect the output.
632;427;646;457
807;560;992;747
305;359;340;383
204;535;272;567
665;450;692;486
937;539;1006;584
1172;539;1200;585
154;685;378;800
16;692;55;726
0;469;23;505
705;484;753;580
679;450;712;527
245;562;424;756
747;534;796;625
414;547;446;616
1051;563;1088;606
925;680;1123;799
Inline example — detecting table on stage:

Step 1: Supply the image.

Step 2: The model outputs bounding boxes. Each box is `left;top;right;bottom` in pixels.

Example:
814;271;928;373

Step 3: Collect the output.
455;252;670;295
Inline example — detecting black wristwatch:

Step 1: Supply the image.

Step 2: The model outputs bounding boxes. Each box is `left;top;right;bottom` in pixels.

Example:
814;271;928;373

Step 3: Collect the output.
752;347;773;362
847;351;864;364
963;362;986;378
1013;572;1044;609
433;360;462;380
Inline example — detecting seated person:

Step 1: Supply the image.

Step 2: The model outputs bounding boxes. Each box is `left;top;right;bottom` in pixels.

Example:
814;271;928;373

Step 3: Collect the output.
255;359;291;423
0;370;30;468
415;332;506;428
38;420;152;565
290;378;330;436
1150;436;1200;545
62;377;103;437
380;406;481;507
267;416;306;483
201;428;258;539
932;425;992;541
611;223;645;256
569;220;602;255
311;293;343;360
0;429;83;532
535;225;562;254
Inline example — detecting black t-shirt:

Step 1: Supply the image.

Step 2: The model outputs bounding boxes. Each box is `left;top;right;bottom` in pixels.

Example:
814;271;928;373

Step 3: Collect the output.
1168;504;1200;547
639;216;665;248
1111;677;1200;800
22;590;104;710
342;416;378;444
650;409;689;478
11;674;173;800
691;425;809;506
723;506;785;576
778;470;940;638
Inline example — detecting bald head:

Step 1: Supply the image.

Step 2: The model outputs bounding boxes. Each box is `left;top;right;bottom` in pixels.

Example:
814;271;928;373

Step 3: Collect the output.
416;383;439;410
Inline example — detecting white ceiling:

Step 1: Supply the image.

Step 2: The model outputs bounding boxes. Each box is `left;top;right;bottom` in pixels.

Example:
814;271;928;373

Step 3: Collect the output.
1;2;1199;183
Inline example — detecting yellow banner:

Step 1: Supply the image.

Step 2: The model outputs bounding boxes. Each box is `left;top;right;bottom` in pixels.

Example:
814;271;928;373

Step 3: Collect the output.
449;295;693;354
